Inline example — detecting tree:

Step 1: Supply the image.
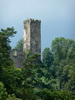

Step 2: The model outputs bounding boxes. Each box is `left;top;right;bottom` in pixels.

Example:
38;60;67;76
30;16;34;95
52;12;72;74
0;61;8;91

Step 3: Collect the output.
42;47;54;68
0;27;17;95
0;27;17;50
51;37;74;65
15;39;23;51
1;67;23;97
51;37;75;90
67;42;75;60
22;50;41;100
0;27;17;67
67;63;75;94
56;48;75;91
0;27;17;81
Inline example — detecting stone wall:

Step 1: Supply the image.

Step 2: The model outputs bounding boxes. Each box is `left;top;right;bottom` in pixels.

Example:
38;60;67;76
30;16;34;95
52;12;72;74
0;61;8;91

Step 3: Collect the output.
10;49;25;68
23;19;31;51
30;19;41;54
10;19;41;68
23;19;41;54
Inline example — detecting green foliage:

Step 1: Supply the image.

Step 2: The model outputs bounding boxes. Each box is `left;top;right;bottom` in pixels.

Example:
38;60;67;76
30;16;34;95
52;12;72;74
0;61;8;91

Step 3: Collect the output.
22;50;41;100
36;89;75;100
0;32;75;100
0;27;17;75
22;88;38;100
2;67;23;97
51;37;75;92
0;27;23;98
0;27;17;52
15;39;23;51
67;42;75;59
64;63;75;94
34;67;56;89
51;37;74;65
7;94;22;100
0;82;8;100
42;47;54;68
25;49;31;58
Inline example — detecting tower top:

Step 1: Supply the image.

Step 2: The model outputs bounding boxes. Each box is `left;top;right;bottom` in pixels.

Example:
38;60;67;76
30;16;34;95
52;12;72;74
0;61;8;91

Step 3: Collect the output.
24;19;41;24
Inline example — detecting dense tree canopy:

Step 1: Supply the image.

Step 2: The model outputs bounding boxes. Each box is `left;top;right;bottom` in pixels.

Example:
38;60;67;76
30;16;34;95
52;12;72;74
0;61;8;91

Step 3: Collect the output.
51;37;74;65
51;37;75;91
0;30;75;100
22;50;41;100
42;47;54;68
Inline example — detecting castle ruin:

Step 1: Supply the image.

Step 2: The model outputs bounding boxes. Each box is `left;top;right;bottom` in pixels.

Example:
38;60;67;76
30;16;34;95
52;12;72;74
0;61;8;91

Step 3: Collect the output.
23;19;41;54
10;19;41;68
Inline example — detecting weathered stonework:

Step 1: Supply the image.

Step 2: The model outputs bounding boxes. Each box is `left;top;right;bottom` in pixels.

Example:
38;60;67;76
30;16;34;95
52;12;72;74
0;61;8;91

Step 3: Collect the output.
10;49;25;68
23;19;41;54
10;19;41;68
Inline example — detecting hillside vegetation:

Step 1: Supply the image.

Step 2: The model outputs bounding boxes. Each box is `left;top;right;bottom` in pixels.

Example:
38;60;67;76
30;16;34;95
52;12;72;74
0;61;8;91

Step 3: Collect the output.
0;27;75;100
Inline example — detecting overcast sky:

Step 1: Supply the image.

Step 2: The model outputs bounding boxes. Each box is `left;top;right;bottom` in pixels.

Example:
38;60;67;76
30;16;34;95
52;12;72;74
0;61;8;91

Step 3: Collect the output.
0;0;75;52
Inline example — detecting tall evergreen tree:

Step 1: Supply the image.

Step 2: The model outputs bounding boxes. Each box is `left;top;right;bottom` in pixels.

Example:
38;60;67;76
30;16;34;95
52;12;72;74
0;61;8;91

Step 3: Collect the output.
0;27;17;80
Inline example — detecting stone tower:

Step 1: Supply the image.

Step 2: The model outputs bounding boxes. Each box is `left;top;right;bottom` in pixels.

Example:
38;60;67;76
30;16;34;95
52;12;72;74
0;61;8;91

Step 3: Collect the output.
23;19;41;54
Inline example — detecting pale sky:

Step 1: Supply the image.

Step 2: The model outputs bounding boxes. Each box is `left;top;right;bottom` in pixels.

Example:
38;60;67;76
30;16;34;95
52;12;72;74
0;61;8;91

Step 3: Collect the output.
0;0;75;52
